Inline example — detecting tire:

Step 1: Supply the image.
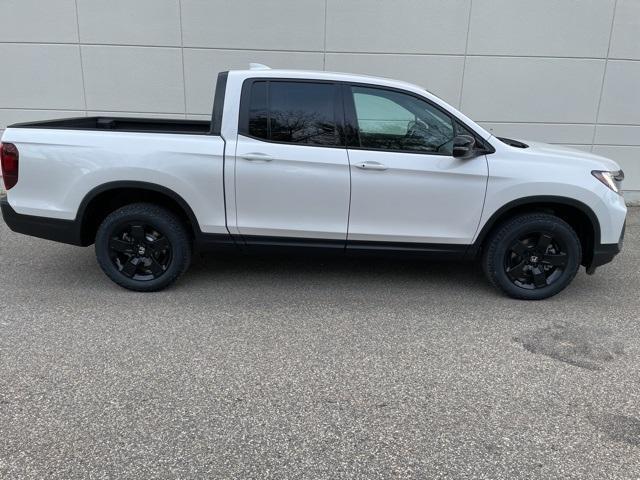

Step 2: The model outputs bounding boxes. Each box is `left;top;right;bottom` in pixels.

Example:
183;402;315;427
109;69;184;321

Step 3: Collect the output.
482;213;581;300
95;203;191;292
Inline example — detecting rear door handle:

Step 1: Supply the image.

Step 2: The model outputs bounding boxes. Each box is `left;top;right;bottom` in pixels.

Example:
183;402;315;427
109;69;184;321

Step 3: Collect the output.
355;161;387;171
241;152;273;162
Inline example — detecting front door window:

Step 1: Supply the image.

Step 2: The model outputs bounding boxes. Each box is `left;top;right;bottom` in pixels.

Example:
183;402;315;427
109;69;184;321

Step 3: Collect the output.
351;86;456;155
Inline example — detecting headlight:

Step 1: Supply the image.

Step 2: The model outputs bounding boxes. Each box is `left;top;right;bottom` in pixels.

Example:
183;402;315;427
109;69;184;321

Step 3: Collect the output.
592;170;624;194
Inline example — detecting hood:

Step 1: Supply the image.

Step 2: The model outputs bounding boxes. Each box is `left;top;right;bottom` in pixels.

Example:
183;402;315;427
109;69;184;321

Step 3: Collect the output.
496;137;622;172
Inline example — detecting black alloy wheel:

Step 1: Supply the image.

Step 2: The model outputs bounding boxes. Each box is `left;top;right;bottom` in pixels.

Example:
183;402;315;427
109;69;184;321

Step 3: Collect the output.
504;232;568;290
108;223;172;281
95;203;191;292
483;213;581;300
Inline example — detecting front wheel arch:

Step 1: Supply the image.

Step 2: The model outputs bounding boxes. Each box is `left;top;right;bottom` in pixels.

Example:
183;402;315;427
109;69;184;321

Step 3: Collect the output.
473;196;599;268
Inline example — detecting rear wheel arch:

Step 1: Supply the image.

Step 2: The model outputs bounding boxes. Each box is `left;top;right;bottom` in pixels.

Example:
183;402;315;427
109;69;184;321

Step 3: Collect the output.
77;181;200;246
474;196;600;267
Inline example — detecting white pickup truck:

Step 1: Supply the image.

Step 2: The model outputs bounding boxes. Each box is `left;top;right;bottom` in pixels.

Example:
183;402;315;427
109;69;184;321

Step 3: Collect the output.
1;65;627;299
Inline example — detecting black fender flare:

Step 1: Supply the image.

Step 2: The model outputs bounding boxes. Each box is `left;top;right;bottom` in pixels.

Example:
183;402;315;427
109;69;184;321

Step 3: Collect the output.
468;195;601;262
76;180;202;234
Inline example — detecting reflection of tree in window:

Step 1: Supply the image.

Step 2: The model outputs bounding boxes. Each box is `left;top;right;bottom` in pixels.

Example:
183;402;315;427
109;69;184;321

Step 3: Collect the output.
248;81;268;139
269;82;336;146
247;81;337;146
271;110;335;145
249;112;268;139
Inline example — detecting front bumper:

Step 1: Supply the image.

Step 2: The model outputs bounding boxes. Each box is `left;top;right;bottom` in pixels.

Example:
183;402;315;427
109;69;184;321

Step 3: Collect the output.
586;222;625;274
1;195;83;246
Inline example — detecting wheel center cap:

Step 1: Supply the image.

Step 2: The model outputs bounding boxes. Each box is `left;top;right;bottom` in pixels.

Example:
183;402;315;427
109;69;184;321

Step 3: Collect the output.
529;255;539;264
137;245;146;255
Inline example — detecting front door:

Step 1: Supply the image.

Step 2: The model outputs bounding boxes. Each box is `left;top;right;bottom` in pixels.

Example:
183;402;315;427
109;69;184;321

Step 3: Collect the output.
345;85;488;246
234;80;350;242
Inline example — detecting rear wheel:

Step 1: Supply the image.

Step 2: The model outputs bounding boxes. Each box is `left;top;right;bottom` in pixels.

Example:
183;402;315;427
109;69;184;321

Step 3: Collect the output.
483;213;581;300
95;203;191;292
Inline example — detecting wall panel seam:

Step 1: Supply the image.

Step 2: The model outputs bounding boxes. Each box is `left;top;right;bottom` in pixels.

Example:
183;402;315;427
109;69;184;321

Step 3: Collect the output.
322;0;328;69
591;0;619;151
4;41;640;62
458;0;474;110
178;0;188;118
73;0;88;113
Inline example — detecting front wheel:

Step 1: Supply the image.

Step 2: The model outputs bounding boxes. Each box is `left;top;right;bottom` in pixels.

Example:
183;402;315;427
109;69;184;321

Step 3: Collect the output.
95;203;191;292
483;213;582;300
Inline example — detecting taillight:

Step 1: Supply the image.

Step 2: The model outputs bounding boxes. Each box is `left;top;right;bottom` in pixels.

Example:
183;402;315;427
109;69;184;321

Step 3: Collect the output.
1;142;19;190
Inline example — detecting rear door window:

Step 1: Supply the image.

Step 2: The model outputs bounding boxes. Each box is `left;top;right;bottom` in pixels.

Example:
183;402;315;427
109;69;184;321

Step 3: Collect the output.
245;81;340;147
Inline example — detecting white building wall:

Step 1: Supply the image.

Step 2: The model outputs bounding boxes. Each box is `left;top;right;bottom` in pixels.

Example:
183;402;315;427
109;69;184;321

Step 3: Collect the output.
1;0;639;199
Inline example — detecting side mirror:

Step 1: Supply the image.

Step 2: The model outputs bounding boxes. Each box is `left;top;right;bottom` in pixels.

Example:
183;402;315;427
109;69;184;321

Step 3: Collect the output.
452;135;476;158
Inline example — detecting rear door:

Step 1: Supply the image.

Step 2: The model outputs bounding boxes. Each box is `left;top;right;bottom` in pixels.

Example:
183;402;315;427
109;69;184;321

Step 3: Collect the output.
234;80;350;244
344;85;488;247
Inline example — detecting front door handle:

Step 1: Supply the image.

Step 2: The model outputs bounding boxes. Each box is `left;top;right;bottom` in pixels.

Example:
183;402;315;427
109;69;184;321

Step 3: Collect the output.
355;161;387;171
241;152;273;162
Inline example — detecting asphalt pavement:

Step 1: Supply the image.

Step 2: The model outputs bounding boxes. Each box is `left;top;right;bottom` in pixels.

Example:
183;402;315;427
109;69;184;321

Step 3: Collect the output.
1;209;639;479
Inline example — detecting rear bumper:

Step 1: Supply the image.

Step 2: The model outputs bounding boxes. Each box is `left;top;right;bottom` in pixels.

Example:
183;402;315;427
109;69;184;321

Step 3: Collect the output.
587;222;625;273
1;195;83;246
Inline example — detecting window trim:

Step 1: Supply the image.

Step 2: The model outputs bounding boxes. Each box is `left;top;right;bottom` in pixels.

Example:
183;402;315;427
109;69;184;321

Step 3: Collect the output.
210;71;228;135
342;82;495;156
238;78;346;149
237;77;494;154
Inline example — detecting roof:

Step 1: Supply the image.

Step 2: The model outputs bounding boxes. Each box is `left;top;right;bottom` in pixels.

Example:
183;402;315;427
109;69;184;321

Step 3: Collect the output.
230;67;427;94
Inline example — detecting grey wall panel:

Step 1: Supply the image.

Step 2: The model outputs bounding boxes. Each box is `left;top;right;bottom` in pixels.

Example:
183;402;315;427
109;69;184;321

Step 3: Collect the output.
595;125;640;146
468;0;615;57
77;0;181;46
461;57;605;123
181;0;325;51
609;0;640;60
0;0;78;43
0;44;85;110
598;60;640;125
81;46;184;113
326;0;471;54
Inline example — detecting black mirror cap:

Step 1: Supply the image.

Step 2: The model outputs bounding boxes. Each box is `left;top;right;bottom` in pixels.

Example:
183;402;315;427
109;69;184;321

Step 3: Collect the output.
452;135;476;158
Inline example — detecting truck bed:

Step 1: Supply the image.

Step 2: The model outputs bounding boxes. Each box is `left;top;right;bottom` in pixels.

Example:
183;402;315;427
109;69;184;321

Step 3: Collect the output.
9;116;212;135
